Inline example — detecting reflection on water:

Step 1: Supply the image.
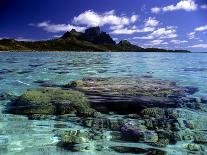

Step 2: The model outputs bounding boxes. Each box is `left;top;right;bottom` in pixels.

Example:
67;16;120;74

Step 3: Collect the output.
0;52;207;154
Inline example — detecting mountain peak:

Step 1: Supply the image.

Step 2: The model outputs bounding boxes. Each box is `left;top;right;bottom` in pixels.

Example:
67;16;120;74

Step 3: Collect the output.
118;40;131;46
61;29;82;39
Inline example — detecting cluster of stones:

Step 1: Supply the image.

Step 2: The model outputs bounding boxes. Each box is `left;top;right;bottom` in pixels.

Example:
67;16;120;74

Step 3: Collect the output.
5;77;207;154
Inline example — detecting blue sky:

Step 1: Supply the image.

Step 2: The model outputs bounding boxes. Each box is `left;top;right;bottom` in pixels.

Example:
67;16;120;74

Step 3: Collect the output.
1;0;207;52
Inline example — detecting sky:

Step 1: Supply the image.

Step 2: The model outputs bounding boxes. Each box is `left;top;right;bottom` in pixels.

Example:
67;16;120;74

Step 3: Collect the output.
1;0;207;52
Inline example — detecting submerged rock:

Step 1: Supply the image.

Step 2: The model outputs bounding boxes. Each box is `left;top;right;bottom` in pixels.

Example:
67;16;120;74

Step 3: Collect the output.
110;146;166;155
194;132;207;144
110;146;148;154
183;143;204;152
64;77;199;114
57;130;90;151
0;92;17;101
141;108;166;118
83;118;124;131
8;88;96;117
121;120;147;141
201;96;207;104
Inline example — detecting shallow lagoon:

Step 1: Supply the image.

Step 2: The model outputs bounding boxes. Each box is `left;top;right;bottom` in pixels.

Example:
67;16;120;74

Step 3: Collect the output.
0;52;207;155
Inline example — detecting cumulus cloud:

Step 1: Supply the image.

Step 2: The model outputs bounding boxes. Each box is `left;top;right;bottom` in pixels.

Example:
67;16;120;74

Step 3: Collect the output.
151;0;197;13
134;27;177;40
190;44;207;48
145;17;159;27
73;10;139;27
195;25;207;32
35;21;86;33
110;17;159;35
111;26;155;35
111;28;138;35
151;7;161;13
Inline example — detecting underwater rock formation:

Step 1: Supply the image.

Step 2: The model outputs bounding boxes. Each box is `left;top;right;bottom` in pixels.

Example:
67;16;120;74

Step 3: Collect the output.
64;77;199;114
6;76;207;154
8;88;96;117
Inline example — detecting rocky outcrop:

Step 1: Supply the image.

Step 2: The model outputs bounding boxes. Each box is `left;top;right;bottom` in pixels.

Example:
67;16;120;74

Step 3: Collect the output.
8;88;96;117
64;77;199;114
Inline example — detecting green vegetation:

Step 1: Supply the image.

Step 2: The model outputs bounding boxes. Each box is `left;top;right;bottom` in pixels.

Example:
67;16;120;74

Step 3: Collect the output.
10;88;96;117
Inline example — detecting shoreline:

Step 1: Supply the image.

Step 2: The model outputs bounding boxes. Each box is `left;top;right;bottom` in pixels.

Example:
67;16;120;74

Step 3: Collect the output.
0;50;192;53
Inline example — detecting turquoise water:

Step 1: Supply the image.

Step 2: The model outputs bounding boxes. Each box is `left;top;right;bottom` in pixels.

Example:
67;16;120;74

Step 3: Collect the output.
0;52;207;154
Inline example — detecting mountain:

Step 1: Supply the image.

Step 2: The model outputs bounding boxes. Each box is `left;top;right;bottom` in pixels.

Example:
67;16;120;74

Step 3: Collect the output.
0;27;190;52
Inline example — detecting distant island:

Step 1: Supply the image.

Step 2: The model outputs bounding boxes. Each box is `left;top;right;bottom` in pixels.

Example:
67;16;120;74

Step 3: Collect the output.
0;27;190;52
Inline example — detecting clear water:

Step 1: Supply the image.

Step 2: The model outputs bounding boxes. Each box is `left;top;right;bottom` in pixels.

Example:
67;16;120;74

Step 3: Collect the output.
0;52;207;155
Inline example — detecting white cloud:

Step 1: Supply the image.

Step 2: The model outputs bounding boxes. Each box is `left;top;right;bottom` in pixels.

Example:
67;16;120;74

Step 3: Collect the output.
36;21;86;33
73;10;139;27
190;44;207;48
151;7;161;13
145;17;159;27
163;0;197;12
110;17;158;35
187;32;195;39
134;27;177;40
111;28;137;35
143;40;169;47
111;26;155;35
201;4;207;9
151;39;168;45
131;15;139;23
170;39;188;44
151;0;197;13
195;25;207;32
15;37;34;42
53;35;62;38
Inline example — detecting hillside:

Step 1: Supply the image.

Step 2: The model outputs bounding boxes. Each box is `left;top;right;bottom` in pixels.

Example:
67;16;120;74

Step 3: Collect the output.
0;27;190;52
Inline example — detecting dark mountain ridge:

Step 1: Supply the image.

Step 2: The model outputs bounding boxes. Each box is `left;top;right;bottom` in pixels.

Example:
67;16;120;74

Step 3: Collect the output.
0;27;190;52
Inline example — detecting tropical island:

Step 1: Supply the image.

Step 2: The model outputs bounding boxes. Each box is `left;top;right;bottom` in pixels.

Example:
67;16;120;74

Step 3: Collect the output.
0;27;190;52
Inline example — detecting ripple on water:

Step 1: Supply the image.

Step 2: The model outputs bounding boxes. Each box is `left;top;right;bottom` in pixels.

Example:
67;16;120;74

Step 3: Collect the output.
0;52;207;155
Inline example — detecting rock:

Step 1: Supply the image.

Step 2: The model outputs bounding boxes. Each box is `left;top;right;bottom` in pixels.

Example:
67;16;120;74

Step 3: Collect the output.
144;118;176;130
151;130;177;147
194;132;207;144
153;138;170;147
28;114;53;120
177;129;194;141
117;40;144;51
57;129;91;151
177;119;194;129
143;131;158;143
183;143;203;151
81;27;116;45
201;96;207;104
141;108;166;118
58;130;89;144
83;118;124;131
183;86;199;95
110;146;148;154
167;109;207;131
8;88;96;117
147;148;167;155
111;146;167;154
121;120;146;141
0;92;17;101
64;77;198;114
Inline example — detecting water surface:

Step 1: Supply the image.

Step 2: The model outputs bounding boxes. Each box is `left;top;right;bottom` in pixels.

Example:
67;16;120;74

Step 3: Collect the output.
0;52;207;155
